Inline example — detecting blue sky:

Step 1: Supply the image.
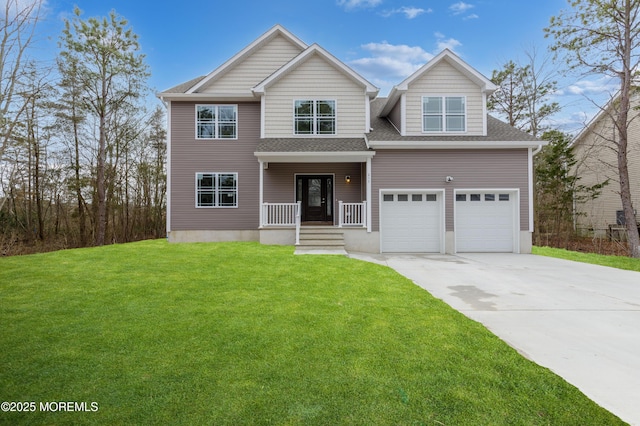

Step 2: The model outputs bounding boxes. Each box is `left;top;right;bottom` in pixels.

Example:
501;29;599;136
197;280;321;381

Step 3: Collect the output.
26;0;617;132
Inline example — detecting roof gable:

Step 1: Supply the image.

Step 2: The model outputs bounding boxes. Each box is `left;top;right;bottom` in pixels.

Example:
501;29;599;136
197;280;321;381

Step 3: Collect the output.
173;25;307;95
399;49;496;93
252;43;379;97
379;49;497;117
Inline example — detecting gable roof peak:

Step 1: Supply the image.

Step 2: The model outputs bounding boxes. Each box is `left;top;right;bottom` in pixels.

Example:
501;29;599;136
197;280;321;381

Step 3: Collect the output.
185;24;308;94
398;48;496;93
378;49;497;117
252;41;379;97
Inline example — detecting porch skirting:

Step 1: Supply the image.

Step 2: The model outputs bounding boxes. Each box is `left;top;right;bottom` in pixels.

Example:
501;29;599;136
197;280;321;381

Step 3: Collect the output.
167;228;380;253
260;227;379;253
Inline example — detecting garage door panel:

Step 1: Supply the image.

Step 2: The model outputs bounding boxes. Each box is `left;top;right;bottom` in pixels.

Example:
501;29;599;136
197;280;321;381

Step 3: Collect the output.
381;192;442;253
456;192;516;253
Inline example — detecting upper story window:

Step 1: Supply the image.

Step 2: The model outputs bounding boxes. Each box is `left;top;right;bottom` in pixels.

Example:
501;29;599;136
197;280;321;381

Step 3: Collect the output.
196;105;237;139
422;96;466;132
196;172;238;208
294;100;336;135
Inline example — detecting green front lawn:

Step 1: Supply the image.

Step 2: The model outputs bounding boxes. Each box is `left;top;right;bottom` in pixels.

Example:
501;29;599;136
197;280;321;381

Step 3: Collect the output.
0;241;624;425
533;245;640;272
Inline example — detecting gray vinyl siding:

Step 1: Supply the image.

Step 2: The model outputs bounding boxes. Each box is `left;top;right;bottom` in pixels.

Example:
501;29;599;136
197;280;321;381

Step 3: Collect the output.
263;163;364;204
573;100;640;234
264;55;367;138
405;61;484;136
370;149;529;231
200;35;303;94
170;102;261;230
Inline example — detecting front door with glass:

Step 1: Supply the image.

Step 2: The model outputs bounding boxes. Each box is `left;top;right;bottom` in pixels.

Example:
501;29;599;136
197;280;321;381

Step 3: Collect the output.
296;175;333;222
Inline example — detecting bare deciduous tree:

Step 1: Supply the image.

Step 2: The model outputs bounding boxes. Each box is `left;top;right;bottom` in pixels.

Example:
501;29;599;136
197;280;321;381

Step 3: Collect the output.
546;0;640;257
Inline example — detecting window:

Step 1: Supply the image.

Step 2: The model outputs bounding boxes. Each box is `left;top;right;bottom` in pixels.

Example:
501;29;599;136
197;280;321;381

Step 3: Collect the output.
412;194;423;202
294;100;336;135
383;194;394;202
422;96;466;132
196;105;237;139
196;173;237;207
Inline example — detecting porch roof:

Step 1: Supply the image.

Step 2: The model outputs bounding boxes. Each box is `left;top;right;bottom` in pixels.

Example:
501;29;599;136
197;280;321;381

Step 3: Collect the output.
254;138;375;163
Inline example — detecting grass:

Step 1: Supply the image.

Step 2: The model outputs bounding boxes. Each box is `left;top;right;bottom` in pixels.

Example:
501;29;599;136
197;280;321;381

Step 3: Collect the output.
0;240;625;425
534;245;640;272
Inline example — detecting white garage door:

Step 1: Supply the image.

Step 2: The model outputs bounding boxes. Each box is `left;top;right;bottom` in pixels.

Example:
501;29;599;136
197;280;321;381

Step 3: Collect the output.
455;191;516;252
381;192;443;253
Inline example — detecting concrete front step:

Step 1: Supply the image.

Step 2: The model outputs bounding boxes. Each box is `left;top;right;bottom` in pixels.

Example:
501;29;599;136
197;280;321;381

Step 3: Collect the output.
297;227;345;252
300;234;344;241
294;247;348;255
299;239;344;246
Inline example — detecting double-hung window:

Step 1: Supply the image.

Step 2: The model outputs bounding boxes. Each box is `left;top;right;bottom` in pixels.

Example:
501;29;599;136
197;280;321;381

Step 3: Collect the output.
196;173;238;208
196;105;237;139
422;96;466;132
294;100;336;135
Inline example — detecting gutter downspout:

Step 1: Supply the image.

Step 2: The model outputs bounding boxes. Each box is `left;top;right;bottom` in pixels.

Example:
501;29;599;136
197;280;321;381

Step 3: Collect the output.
529;144;543;239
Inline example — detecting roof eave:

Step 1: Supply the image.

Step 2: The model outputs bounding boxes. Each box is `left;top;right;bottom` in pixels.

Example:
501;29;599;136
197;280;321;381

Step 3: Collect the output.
368;140;546;149
254;151;375;163
158;92;258;102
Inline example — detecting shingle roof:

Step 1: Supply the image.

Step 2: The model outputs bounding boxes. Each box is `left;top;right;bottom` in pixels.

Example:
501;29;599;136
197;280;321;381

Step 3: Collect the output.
369;98;539;142
161;75;206;94
256;138;370;152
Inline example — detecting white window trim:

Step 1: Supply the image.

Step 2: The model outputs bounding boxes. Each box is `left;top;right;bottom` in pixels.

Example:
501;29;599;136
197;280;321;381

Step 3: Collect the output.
195;104;238;140
292;99;337;136
195;172;238;208
421;95;467;134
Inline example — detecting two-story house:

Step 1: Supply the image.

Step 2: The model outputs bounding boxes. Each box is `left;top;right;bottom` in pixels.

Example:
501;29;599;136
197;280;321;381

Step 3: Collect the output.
158;25;542;254
571;92;640;238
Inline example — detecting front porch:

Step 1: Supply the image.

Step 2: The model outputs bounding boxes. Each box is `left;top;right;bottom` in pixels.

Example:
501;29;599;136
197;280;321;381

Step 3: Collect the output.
260;201;369;248
254;136;376;251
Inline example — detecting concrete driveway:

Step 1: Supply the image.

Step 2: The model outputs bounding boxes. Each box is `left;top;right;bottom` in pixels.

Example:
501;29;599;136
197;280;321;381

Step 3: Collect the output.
349;252;640;425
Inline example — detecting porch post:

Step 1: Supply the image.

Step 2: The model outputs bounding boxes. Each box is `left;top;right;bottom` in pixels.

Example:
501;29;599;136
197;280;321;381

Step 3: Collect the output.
366;157;372;233
259;160;264;227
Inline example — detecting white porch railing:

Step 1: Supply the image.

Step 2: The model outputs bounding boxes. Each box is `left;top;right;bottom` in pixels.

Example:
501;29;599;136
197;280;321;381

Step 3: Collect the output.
261;202;301;245
338;201;367;227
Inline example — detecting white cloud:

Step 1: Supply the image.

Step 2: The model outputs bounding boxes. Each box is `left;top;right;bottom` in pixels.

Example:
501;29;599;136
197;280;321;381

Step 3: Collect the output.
449;1;474;15
435;32;462;52
562;77;617;96
360;41;433;62
350;41;432;77
463;13;479;20
0;0;46;19
349;41;434;95
336;0;382;10
381;6;431;19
